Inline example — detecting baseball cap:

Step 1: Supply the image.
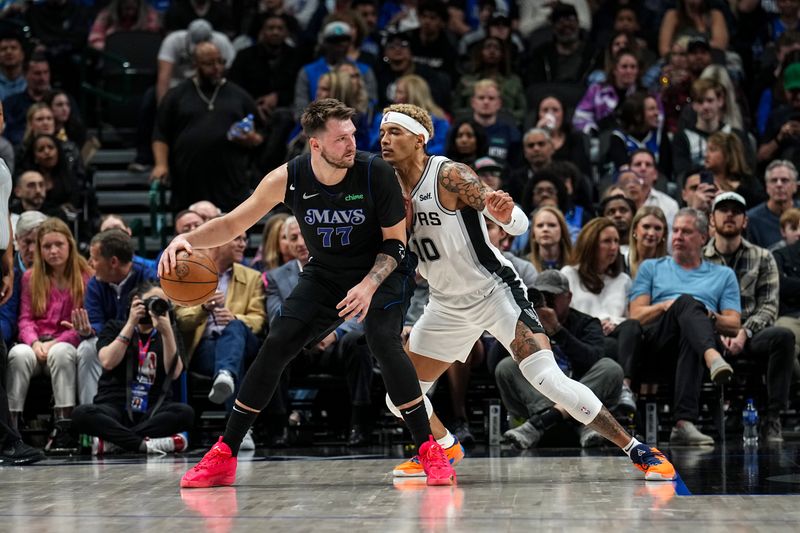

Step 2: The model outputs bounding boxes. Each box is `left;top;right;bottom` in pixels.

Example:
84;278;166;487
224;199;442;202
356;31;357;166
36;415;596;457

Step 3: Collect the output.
687;36;711;52
474;156;503;174
784;62;800;91
550;3;578;22
188;19;213;45
531;270;570;295
322;21;352;41
712;191;747;211
489;11;511;26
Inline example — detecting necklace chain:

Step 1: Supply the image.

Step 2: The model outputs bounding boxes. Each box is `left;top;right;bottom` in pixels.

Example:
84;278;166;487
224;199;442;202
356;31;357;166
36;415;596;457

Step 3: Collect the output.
192;77;225;111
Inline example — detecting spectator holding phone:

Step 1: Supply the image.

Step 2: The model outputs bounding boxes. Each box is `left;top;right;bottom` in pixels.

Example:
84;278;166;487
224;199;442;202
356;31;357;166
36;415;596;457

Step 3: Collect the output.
681;167;719;214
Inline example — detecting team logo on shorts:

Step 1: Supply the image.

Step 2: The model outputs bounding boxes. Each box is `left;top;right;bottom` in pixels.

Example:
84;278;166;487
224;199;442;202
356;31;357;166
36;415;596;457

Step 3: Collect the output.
580;406;591;416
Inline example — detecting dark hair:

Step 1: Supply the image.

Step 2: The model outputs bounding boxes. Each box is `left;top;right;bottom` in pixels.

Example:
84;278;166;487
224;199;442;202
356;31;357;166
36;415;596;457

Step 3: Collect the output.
445;118;488;162
19;133;69;177
23;53;48;72
629;147;656;166
43;90;87;147
249;12;294;41
599;194;636;217
607;47;640;86
419;0;449;21
546;160;592;210
0;29;25;46
91;229;134;264
471;36;511;76
522;170;569;214
536;94;575;136
129;279;161;301
300;98;356;137
617;92;652;135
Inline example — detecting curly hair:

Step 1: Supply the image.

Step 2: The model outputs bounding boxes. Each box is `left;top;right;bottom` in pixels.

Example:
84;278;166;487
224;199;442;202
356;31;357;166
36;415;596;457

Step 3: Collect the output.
383;103;435;140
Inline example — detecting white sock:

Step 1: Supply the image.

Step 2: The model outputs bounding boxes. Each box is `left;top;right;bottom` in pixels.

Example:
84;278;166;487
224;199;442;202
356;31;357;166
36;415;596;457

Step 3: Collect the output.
436;430;455;449
622;437;642;457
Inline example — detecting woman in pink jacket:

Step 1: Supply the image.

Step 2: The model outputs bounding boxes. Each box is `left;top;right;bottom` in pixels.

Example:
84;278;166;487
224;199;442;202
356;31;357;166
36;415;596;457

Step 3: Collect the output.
7;218;92;450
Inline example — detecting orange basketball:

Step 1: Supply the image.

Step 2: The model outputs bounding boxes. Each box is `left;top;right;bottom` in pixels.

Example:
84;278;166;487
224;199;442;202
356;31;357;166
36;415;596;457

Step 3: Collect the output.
160;250;219;306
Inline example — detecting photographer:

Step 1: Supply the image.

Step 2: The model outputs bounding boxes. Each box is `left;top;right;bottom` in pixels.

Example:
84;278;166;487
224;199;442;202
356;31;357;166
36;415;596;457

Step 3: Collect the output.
71;281;194;455
495;270;624;450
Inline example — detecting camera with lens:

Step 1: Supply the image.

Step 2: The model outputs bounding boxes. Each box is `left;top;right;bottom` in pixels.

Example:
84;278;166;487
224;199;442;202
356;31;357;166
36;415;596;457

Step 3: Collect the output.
144;296;170;316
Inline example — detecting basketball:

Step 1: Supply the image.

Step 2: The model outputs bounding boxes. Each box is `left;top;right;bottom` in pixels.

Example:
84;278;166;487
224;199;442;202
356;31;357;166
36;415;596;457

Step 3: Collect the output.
160;250;218;306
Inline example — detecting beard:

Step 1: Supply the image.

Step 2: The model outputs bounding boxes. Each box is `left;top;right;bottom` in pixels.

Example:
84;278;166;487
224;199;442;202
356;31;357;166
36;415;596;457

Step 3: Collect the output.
320;147;355;169
714;224;743;238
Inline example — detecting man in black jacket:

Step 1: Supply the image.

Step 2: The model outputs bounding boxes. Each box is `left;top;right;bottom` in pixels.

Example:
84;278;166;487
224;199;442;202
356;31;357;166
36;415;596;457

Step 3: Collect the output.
495;270;623;449
774;240;800;372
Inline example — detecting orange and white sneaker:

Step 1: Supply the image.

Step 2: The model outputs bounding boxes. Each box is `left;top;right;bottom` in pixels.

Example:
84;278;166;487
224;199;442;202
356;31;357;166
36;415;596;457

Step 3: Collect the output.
180;437;238;488
630;445;677;481
393;435;464;477
418;435;457;486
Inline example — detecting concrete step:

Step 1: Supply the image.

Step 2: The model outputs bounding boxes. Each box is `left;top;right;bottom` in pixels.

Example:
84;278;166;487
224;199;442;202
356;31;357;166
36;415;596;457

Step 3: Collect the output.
93;170;149;188
91;148;136;166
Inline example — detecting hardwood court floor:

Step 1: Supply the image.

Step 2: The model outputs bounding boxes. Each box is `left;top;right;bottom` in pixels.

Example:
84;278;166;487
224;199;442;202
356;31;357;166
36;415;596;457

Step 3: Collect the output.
1;443;799;532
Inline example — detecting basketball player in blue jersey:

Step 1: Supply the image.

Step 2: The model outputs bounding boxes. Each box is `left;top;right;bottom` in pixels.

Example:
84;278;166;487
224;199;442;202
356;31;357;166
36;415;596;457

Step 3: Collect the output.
160;99;456;487
378;104;676;482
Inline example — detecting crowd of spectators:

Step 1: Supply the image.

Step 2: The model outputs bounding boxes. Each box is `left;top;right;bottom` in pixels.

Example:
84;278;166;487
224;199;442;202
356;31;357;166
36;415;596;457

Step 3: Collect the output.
1;0;800;463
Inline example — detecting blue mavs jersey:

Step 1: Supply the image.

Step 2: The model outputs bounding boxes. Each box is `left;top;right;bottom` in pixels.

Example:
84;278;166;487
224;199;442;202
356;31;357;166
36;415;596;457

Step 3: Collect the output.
285;151;414;274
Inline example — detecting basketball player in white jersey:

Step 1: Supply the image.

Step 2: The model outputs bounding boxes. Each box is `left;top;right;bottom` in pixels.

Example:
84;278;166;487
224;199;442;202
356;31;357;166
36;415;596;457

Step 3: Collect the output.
379;104;676;482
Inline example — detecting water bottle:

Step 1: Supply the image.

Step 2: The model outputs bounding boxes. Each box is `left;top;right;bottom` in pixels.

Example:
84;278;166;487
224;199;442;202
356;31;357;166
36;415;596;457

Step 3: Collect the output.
742;398;759;446
226;114;254;140
240;114;254;134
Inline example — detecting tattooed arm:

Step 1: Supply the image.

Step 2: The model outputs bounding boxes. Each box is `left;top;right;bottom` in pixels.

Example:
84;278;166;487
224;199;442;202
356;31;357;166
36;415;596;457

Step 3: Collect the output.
439;160;489;211
439;160;529;234
336;219;406;322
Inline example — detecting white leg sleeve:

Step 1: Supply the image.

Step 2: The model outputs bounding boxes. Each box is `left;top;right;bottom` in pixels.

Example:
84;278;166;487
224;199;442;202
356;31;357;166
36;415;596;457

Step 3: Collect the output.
385;380;435;419
518;350;602;425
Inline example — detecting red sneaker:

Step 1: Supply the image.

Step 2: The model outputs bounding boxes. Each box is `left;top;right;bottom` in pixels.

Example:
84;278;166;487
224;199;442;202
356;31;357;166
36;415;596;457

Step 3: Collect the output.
418;435;456;486
180;437;238;488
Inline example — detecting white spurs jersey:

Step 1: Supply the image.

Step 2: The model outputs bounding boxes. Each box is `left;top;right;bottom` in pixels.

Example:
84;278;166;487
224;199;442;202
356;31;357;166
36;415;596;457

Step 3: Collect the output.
408;156;526;300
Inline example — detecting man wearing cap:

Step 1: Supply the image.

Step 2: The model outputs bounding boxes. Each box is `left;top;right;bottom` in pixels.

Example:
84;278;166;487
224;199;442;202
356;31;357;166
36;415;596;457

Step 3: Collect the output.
458;10;525;63
628;207;740;445
380;102;677;481
703;192;795;443
293;21;377;120
496;270;624;449
759;62;800;163
523;3;595;86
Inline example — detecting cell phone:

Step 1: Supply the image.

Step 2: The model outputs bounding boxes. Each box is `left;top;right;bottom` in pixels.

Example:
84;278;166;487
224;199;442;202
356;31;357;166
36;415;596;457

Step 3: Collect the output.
699;170;715;186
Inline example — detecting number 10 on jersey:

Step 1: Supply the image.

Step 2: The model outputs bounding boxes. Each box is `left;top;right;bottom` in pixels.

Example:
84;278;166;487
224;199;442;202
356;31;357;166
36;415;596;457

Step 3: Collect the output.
410;237;440;262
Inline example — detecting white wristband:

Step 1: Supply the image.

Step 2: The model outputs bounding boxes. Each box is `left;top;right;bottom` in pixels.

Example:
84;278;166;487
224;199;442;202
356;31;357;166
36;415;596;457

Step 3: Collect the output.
483;205;529;236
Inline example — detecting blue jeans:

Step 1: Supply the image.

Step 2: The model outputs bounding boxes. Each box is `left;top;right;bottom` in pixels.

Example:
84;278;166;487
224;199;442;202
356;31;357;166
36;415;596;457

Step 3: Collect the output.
191;320;262;408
